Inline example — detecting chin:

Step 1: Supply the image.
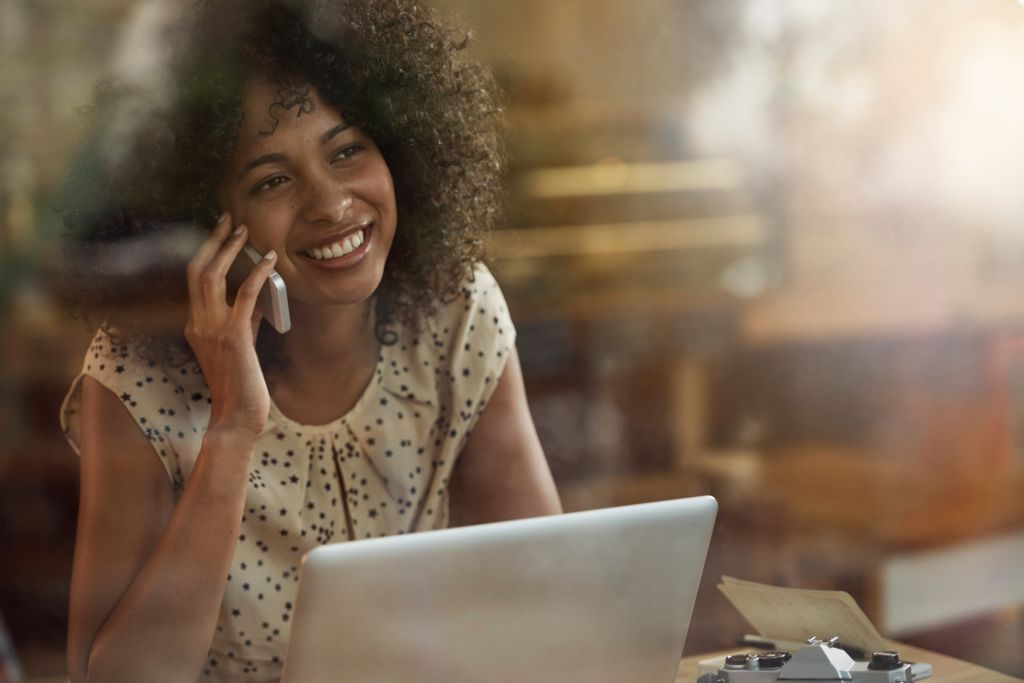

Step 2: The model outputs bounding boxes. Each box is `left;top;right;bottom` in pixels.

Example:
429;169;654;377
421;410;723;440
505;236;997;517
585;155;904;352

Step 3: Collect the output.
303;271;385;308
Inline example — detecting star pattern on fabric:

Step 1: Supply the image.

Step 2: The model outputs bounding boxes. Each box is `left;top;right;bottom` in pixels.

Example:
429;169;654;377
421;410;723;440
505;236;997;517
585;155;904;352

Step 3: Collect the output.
60;265;514;682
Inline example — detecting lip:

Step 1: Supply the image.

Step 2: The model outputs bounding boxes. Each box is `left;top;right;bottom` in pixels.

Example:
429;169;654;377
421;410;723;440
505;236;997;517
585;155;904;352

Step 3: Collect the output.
300;223;373;270
306;220;372;251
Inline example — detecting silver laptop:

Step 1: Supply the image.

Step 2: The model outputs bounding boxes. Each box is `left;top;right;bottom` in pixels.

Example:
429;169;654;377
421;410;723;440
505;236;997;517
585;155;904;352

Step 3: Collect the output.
280;495;718;683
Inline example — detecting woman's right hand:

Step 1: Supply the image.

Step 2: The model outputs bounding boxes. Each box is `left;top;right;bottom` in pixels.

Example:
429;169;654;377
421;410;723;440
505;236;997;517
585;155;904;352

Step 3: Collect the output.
184;211;279;439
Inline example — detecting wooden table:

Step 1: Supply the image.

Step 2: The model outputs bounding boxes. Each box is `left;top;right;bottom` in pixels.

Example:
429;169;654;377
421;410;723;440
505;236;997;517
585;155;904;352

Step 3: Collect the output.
675;641;1024;682
24;641;1021;683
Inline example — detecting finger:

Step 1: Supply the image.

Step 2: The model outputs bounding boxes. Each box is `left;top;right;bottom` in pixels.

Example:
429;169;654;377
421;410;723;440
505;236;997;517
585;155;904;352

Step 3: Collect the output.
199;224;249;312
230;249;278;332
206;223;250;281
250;310;265;341
186;211;233;304
192;211;234;266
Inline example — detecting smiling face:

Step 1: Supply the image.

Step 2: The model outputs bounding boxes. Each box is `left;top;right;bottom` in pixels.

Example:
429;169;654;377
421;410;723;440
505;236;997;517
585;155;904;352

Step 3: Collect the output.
217;79;397;309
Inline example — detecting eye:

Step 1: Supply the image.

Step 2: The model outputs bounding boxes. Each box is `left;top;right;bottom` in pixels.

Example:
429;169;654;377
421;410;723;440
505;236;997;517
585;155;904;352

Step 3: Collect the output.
331;143;364;163
251;174;289;195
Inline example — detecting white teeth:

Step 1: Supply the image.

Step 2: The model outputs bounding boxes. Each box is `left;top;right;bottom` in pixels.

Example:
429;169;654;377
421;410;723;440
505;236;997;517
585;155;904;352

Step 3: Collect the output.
305;228;368;260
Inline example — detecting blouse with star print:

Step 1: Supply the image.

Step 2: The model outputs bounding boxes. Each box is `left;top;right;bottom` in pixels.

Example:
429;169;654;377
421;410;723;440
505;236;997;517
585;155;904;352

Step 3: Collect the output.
60;263;515;682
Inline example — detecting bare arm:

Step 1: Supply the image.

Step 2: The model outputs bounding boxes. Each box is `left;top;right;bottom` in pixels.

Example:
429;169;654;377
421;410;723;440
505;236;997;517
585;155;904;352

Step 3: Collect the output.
68;213;280;682
69;377;256;683
450;347;562;525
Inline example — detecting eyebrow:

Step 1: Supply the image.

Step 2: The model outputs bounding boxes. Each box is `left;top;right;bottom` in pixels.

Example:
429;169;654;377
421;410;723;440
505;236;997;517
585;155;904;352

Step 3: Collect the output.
235;123;354;182
236;153;287;182
320;122;352;145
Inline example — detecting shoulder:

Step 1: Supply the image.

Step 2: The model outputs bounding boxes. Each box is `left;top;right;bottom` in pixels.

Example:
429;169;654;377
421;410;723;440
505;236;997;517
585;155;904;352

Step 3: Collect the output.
61;326;209;488
81;326;207;407
415;263;516;413
381;264;516;404
429;263;515;350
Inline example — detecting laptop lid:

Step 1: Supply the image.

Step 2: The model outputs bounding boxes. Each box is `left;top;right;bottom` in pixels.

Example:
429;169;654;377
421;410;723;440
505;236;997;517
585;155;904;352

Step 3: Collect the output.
280;495;718;683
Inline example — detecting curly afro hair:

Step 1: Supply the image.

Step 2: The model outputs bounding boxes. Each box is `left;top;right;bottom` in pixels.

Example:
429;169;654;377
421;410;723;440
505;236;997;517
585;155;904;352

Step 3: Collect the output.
58;0;506;371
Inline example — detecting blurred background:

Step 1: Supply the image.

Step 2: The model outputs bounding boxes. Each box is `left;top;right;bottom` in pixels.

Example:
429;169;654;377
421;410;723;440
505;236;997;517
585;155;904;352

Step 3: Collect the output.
3;0;1024;678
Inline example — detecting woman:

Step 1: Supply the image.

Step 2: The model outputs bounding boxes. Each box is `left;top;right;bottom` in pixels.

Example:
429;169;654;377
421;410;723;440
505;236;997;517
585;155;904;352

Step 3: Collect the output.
58;1;561;681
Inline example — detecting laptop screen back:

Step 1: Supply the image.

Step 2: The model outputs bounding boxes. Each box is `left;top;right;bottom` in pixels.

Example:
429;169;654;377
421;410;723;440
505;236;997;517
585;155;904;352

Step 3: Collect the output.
281;495;717;683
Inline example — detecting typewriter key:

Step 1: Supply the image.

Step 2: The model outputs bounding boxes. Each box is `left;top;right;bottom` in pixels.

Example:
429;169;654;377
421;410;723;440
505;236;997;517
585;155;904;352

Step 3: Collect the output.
724;654;751;669
868;650;904;671
752;651;791;669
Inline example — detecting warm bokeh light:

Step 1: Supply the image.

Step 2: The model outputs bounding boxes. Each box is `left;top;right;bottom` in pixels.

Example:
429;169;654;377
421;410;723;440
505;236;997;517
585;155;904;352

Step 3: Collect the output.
2;0;1024;678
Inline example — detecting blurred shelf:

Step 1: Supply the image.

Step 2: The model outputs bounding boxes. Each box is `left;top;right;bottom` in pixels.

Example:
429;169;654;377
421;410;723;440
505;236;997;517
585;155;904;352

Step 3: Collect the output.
558;470;704;513
741;282;1024;345
518;158;746;199
494;215;766;259
493;215;772;324
695;446;1024;551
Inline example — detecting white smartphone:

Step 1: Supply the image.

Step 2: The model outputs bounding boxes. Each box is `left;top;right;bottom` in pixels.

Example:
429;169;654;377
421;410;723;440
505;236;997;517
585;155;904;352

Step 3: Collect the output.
226;243;291;333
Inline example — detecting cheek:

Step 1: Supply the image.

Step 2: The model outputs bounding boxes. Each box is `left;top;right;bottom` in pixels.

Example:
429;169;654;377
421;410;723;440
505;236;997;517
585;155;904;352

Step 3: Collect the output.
217;191;251;230
243;203;298;253
374;166;397;214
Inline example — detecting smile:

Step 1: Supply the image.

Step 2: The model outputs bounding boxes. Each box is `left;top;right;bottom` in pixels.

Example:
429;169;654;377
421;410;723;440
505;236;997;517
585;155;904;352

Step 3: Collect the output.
302;227;368;261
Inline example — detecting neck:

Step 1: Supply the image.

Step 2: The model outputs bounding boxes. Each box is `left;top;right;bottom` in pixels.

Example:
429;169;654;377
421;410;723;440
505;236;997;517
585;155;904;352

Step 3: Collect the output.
275;297;379;388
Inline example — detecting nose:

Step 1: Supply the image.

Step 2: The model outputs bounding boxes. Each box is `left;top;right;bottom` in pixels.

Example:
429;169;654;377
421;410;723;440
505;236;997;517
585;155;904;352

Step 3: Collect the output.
301;173;353;225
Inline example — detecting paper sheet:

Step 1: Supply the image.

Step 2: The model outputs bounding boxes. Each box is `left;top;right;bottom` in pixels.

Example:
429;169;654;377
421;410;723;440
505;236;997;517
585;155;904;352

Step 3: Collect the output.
718;575;888;654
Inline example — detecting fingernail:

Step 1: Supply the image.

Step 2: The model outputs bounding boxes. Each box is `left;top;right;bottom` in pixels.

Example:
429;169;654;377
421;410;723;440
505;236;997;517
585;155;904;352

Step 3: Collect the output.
232;225;245;236
217;211;229;224
263;249;277;260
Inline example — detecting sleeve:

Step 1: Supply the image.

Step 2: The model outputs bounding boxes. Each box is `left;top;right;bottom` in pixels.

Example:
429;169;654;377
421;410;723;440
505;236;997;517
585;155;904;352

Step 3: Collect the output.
59;327;203;491
435;263;517;443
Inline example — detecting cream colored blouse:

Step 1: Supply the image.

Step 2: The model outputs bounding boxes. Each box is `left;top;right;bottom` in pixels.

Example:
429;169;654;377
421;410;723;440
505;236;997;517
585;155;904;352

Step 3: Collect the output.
60;264;515;682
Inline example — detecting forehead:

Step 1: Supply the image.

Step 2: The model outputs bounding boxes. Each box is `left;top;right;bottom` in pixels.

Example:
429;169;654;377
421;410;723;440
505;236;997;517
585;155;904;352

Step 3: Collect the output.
234;79;344;149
